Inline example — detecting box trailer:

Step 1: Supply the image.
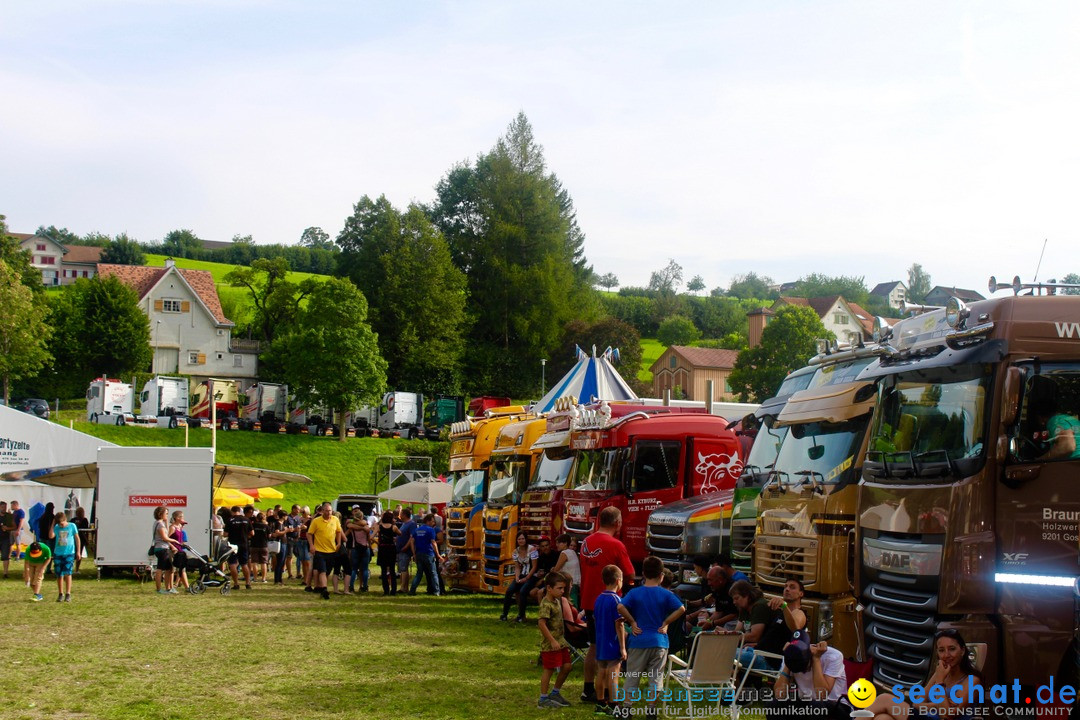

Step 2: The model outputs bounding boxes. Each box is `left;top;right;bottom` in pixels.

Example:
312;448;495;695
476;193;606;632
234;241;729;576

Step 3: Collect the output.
86;378;134;425
94;446;214;570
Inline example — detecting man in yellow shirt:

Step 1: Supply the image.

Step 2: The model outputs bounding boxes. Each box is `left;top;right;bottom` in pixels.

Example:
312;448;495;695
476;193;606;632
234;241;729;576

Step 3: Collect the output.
307;502;344;600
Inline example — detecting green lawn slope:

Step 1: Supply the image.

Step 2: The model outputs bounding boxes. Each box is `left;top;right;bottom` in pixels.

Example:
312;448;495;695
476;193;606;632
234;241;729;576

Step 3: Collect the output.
638;337;665;382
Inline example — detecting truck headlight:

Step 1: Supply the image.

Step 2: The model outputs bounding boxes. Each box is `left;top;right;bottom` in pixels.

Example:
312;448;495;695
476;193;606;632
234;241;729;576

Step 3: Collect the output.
816;601;834;640
503;565;517;577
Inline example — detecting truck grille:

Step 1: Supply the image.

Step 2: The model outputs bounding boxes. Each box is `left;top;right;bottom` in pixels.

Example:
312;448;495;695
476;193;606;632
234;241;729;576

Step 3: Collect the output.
520;505;551;538
645;522;683;563
447;518;467;549
864;582;939;687
565;518;593;535
483;526;503;581
755;535;817;585
731;521;755;559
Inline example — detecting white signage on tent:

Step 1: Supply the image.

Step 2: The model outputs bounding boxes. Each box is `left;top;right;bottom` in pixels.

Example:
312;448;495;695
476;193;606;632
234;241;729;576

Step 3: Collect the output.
0;405;115;480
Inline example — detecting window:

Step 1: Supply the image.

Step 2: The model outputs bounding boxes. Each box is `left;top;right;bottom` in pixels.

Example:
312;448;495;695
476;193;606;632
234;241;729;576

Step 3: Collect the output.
670;355;677;369
35;243;45;251
1011;363;1080;463
233;355;243;367
629;441;681;493
82;270;89;278
39;256;56;265
834;313;848;325
188;352;200;365
162;299;182;313
724;378;733;394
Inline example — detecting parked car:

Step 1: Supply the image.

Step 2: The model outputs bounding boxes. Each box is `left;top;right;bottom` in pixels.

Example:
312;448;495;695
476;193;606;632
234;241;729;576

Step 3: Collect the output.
16;398;50;419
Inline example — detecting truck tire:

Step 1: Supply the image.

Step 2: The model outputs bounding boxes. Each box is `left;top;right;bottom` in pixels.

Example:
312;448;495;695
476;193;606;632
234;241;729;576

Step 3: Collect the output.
168;417;178;430
116;415;126;426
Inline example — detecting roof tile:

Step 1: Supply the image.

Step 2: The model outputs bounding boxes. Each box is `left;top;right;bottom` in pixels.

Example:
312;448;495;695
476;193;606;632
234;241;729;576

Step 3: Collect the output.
665;345;740;369
96;264;231;325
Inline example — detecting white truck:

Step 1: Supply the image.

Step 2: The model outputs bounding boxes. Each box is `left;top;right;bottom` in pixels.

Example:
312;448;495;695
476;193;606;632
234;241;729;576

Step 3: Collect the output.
94;446;214;570
239;382;288;432
136;376;189;428
86;378;134;425
353;391;424;438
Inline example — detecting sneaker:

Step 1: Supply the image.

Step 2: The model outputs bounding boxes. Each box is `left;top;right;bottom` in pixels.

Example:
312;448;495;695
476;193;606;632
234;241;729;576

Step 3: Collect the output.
304;586;314;593
594;703;611;715
57;594;63;603
321;589;330;600
581;690;597;703
499;614;509;622
167;588;180;594
548;692;571;707
514;616;526;623
158;589;171;595
32;594;43;602
537;697;559;709
63;594;71;602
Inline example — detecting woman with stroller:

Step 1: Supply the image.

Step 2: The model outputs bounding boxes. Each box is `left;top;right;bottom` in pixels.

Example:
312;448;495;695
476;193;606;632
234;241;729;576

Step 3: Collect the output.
151;506;182;595
376;511;399;595
169;511;190;592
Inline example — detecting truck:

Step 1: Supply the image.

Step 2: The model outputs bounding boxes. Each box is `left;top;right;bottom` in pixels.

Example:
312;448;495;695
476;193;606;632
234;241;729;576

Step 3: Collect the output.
239;382;288;432
136;375;189;428
353;391;454;439
752;351;879;659
858;286;1080;690
445;406;528;592
563;411;744;568
480;415;547;594
647;365;814;594
423;395;465;440
518;397;586;543
188;378;239;429
86;378;134;425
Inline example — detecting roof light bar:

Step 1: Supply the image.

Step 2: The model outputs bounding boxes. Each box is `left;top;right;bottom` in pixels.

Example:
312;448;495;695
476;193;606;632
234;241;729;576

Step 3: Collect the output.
994;572;1076;588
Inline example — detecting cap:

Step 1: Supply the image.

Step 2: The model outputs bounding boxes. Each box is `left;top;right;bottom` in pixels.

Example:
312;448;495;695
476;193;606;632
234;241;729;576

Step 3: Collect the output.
351;505;361;510
783;630;812;674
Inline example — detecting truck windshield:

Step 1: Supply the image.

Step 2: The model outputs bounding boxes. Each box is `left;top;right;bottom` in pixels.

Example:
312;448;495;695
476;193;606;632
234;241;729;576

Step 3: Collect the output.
745;425;788;473
806;357;874;390
776;371;814;396
488;459;529;504
773;419;866;489
529;448;575;490
571;449;621;491
450;470;485;505
866;365;991;481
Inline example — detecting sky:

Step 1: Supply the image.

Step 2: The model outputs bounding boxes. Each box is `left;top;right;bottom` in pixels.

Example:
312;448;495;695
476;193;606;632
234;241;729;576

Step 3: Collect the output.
2;1;1079;297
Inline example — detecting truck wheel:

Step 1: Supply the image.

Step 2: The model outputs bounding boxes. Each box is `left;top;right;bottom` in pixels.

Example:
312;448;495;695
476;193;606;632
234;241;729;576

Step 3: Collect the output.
168;417;178;429
116;415;126;426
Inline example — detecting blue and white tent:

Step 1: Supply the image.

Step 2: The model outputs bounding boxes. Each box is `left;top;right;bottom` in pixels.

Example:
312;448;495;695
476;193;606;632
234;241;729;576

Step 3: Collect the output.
534;345;637;413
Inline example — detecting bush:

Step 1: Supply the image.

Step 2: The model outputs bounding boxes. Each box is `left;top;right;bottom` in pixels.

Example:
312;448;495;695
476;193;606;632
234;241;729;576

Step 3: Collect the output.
657;314;701;346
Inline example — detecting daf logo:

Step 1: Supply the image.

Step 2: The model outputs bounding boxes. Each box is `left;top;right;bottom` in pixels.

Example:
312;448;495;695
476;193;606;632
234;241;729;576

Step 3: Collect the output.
651;515;682;526
1002;552;1029;564
881;551;910;569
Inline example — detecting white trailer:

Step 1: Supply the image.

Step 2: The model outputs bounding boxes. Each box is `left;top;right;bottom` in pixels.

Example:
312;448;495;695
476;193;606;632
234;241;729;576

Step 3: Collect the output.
137;376;189;428
86;378;134;425
94;446;214;569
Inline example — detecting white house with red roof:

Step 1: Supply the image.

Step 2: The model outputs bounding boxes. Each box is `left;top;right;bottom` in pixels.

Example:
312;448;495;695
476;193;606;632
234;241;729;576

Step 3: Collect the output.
97;259;258;382
13;232;103;286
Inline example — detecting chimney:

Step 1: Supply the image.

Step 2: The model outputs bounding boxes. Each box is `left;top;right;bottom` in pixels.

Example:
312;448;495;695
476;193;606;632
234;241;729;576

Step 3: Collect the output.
747;307;774;348
165;257;176;269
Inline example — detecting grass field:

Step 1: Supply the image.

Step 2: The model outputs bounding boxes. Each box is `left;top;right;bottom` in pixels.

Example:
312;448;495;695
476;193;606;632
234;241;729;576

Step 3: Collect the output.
143;254;327;285
638;338;666;383
0;562;604;720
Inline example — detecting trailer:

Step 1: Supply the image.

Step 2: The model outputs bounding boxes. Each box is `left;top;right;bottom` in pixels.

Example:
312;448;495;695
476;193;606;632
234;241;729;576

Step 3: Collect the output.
134;376;189;428
86;378;134;425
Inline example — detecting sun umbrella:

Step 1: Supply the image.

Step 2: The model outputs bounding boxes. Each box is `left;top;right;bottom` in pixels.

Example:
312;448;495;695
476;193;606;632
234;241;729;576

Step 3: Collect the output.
213;487;255;507
239;486;285;501
377;476;453;505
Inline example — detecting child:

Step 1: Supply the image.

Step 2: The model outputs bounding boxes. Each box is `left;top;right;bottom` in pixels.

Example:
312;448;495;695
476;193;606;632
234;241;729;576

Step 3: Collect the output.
25;541;52;602
537;570;574;709
50;511;81;602
617;556;686;713
594;564;627;714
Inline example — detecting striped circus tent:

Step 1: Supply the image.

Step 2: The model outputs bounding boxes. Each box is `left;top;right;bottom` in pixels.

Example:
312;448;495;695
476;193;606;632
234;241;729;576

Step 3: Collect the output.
534;345;637;413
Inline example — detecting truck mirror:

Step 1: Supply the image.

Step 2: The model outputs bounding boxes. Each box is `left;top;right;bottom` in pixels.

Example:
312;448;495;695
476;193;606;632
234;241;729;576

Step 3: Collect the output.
808;445;825;461
1001;367;1022;426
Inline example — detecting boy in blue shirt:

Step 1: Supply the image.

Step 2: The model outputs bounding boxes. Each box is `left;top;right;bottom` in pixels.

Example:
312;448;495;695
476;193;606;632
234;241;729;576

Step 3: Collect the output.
593;564;626;714
617;556;685;713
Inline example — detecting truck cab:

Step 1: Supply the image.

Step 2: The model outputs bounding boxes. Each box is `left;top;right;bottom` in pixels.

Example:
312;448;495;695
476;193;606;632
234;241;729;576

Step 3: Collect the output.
564;411;743;569
480;416;546;594
519;399;582;542
240;382;287;432
445;406;527;592
188;378;239;429
137;376;189;428
86;378;134;425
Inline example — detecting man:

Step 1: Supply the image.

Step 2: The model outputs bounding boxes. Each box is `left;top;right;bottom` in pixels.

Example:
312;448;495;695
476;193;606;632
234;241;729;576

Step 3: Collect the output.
768;578;808;633
0;501;14;578
285;505;301;580
578;506;635;703
718;553;750;584
406;513;443;596
297;506;313;588
395;508;416;594
769;636;849;720
686;567;737;631
242;505;256;578
12;501;27;584
308;502;344;600
225;505;253;591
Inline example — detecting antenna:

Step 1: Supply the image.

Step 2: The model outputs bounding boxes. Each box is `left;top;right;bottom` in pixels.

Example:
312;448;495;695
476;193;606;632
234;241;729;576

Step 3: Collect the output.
1033;238;1048;283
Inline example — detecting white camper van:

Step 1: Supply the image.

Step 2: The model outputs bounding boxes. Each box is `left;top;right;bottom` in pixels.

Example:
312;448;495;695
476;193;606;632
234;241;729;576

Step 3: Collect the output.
137;376;189;428
86;378;134;425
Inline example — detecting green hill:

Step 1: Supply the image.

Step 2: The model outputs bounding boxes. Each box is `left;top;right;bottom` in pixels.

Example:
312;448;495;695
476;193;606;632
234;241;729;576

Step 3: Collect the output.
639;337;665;382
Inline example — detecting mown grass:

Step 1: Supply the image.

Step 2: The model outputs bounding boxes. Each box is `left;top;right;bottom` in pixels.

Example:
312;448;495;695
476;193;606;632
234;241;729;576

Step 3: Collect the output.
0;562;598;720
639;337;666;382
53;416;431;510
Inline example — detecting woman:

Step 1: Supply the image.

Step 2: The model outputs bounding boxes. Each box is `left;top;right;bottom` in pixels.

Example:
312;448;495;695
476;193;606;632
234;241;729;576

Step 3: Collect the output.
376;511;400;595
169;511;189;592
551;534;581;607
250;511;269;583
211;506;227;560
499;532;537;622
71;507;91;573
869;629;982;720
151;506;182;595
730;579;784;670
268;510;287;585
347;509;372;593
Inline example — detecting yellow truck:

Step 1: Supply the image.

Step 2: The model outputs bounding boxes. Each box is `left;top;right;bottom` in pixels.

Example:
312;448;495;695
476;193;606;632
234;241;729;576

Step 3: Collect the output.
445;406;526;592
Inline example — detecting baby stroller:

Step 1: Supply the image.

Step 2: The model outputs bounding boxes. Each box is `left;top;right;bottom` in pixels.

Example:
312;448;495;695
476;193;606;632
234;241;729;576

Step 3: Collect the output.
182;541;234;595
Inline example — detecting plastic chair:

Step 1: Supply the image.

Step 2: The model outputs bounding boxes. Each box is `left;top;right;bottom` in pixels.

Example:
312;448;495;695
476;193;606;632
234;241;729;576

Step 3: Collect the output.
664;631;742;716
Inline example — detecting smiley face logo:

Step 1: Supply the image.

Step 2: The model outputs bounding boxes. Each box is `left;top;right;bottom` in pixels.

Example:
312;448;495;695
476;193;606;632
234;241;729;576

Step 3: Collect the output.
848;678;877;709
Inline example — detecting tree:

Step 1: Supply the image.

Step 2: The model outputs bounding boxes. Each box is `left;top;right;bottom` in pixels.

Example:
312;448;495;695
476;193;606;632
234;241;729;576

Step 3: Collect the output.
337;196;469;394
300;226;333;250
225;257;317;346
648;259;683;295
727;272;776;300
0;259;51;404
430;112;597;395
595;272;619;290
35;225;82;246
44;276;152;398
232;234;254;245
160;229;204;259
790;273;869;306
727;305;830;402
1061;273;1080;296
657;315;701;346
270;277;387;441
1;214;44;293
687;275;706;295
80;231;112;247
908;264;931;303
100;233;145;265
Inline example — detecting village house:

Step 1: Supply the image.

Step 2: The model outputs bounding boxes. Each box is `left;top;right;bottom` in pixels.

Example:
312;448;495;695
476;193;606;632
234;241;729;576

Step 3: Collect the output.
923;285;985;307
869;280;907;310
650;346;740;402
769;295;875;345
14;232;103;286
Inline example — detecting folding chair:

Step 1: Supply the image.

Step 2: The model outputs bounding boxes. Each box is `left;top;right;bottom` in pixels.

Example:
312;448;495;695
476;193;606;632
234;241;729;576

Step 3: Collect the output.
734;648;786;707
561;597;589;667
664;631;742;716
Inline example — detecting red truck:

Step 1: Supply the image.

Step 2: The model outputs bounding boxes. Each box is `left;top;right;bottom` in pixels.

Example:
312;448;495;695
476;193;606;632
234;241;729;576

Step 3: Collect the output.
562;411;744;566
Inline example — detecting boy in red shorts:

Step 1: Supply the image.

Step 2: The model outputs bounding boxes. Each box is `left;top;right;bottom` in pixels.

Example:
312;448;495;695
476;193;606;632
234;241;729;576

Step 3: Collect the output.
537;571;573;709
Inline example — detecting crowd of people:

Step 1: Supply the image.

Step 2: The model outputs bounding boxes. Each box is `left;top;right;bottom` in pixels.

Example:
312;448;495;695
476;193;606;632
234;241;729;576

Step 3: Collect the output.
1;499;89;602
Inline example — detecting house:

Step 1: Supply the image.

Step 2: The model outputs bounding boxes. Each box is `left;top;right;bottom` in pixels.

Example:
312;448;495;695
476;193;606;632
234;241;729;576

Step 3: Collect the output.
770;296;874;346
650;346;740;402
870;281;907;310
923;286;985;307
12;233;102;286
97;259;258;383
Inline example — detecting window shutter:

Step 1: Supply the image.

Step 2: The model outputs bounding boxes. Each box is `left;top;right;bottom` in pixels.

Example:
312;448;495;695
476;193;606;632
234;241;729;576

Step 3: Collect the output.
181;301;190;312
197;353;206;365
154;299;164;311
